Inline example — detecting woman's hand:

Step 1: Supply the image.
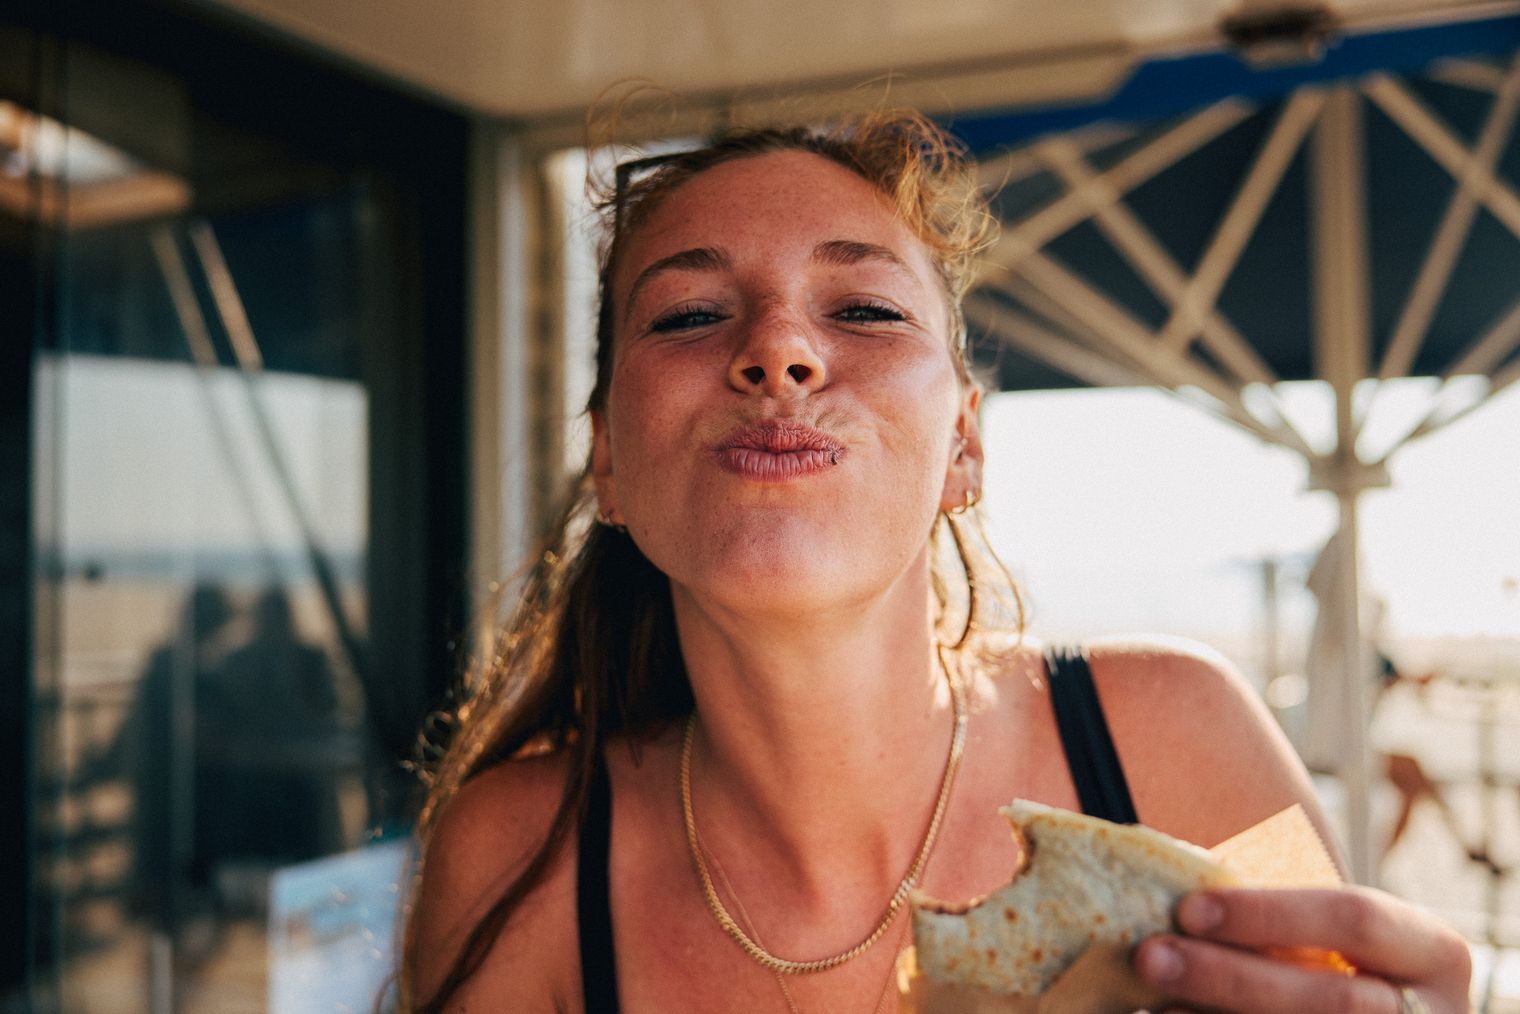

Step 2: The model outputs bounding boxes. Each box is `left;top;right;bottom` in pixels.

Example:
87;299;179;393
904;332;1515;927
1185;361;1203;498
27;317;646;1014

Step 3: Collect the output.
1132;887;1472;1013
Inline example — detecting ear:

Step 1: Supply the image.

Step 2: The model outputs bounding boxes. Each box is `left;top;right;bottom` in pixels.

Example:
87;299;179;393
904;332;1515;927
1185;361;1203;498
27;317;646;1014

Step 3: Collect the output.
939;385;984;514
590;410;624;525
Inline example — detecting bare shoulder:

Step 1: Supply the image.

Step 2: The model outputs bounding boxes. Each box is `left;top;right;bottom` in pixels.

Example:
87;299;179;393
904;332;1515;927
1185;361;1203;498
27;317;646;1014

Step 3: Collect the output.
409;751;580;1011
1083;636;1337;859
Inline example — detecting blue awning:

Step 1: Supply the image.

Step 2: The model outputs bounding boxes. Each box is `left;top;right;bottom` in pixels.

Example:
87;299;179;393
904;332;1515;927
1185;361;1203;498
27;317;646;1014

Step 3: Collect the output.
956;13;1520;398
950;13;1520;151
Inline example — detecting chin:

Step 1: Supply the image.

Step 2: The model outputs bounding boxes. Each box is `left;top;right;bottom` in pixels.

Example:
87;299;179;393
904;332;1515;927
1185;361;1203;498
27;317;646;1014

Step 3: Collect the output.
653;518;920;620
698;567;868;622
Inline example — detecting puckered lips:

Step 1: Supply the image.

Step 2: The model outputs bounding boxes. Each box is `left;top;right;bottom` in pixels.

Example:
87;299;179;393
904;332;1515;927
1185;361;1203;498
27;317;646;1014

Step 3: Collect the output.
712;418;845;482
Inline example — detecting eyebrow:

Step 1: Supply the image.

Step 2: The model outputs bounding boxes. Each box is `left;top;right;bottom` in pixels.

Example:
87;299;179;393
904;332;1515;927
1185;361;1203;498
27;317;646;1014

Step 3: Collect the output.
621;238;922;325
623;247;733;323
811;239;915;277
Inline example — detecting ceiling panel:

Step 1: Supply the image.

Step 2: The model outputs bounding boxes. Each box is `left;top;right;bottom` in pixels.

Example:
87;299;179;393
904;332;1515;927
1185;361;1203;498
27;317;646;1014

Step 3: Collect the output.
196;0;1514;120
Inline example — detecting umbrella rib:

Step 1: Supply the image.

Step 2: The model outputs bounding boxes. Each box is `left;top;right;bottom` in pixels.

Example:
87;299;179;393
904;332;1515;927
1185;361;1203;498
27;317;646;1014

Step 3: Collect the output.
1005;252;1218;390
1156;90;1326;355
1364;74;1520;242
1450;291;1520;378
1377;366;1516;456
1428;57;1507;94
994;272;1130;350
976;98;1252;282
1034;138;1318;458
974;124;1134;190
988;253;1293;447
991;272;1165;383
966;294;1286;436
1435;355;1520;435
964;295;1154;389
1374;54;1520;385
1369;294;1520;461
1035;138;1271;384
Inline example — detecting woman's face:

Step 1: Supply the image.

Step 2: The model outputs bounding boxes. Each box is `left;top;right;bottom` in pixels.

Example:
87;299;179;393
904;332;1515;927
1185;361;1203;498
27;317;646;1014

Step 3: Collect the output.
594;150;981;618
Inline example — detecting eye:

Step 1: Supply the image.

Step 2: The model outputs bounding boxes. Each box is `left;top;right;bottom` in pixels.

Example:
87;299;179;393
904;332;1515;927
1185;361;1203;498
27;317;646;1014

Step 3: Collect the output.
834;300;907;324
650;304;727;332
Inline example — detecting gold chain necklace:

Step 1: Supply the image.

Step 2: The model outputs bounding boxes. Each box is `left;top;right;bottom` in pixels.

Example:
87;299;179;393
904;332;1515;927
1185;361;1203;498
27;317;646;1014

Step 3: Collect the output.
680;650;966;976
701;828;906;1014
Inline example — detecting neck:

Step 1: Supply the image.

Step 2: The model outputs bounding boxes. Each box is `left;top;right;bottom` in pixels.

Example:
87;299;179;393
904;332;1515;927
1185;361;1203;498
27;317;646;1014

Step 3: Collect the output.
670;566;962;912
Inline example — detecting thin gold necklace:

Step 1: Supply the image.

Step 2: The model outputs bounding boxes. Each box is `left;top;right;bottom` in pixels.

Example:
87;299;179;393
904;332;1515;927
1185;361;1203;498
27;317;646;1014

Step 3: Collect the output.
702;828;906;1014
680;650;966;976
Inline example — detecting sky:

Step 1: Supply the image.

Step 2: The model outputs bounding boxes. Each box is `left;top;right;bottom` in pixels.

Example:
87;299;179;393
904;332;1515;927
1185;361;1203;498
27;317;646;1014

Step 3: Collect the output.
980;378;1520;649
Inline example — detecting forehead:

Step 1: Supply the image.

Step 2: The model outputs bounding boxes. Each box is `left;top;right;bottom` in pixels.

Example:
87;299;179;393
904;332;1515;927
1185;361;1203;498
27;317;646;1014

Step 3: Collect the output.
613;150;939;296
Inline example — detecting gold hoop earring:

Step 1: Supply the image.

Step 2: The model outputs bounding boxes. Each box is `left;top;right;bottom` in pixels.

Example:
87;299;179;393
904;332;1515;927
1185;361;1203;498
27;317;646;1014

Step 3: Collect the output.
942;506;978;650
948;488;979;515
595;507;627;532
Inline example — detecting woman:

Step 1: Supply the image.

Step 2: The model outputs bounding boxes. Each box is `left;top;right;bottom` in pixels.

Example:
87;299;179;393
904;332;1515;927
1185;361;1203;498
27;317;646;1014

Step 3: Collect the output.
403;112;1469;1013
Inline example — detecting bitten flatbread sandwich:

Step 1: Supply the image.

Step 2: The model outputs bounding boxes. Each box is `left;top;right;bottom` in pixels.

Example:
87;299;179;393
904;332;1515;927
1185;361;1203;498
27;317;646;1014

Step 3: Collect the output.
903;801;1349;1012
912;801;1236;994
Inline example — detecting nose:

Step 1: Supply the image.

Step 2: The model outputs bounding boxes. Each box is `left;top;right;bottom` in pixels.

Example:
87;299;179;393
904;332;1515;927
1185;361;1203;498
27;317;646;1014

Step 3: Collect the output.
727;308;827;397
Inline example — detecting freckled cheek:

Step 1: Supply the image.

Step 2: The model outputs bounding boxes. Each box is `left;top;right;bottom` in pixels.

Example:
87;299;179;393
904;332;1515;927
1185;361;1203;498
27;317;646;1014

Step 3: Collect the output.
874;410;961;516
609;412;679;480
843;339;961;399
605;396;705;500
867;367;963;455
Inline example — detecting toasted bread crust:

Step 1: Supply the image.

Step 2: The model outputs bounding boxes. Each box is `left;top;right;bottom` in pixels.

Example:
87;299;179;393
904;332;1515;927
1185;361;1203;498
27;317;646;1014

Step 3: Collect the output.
911;801;1237;994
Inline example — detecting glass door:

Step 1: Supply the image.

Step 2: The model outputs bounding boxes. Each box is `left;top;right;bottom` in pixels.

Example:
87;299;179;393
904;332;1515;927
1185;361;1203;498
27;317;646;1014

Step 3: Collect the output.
6;7;469;1011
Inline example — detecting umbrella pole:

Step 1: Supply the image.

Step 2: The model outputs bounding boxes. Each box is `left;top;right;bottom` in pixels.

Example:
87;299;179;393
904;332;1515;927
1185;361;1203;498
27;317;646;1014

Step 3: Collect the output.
1310;86;1381;887
1332;480;1377;886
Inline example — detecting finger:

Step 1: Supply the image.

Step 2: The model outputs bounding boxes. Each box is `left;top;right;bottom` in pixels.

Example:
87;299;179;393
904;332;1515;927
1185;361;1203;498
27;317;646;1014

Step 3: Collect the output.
1173;887;1469;983
1135;934;1405;1014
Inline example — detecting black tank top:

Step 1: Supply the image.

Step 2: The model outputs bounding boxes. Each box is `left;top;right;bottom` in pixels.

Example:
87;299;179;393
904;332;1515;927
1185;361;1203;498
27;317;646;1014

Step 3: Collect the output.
576;646;1136;1013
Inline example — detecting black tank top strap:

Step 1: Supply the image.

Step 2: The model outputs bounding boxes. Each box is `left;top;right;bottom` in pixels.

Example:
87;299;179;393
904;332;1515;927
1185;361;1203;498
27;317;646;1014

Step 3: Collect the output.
576;748;621;1012
1044;645;1139;825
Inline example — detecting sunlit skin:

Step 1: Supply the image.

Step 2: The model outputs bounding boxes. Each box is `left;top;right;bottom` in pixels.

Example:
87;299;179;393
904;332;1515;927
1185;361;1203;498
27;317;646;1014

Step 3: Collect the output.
409;149;1473;1014
593;150;978;624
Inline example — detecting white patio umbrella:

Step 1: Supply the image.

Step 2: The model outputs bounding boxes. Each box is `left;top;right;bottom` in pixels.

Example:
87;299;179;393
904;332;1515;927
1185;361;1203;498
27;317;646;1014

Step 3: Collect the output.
956;12;1520;883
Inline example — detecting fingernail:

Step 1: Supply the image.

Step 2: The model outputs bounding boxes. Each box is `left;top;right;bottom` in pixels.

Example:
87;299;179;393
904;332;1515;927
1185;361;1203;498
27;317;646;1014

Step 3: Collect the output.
1140;940;1185;983
1178;893;1223;933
